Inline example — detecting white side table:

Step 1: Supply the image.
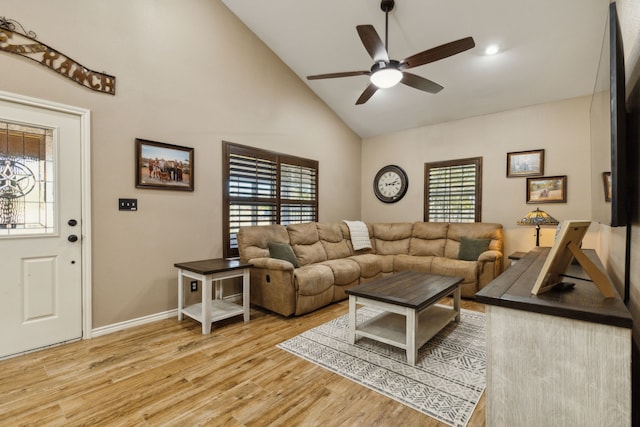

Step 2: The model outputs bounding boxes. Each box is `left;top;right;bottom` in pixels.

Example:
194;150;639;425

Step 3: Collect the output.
174;258;252;334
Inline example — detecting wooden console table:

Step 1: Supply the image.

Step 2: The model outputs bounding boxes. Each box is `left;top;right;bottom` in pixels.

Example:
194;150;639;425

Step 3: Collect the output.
476;247;631;426
174;258;252;334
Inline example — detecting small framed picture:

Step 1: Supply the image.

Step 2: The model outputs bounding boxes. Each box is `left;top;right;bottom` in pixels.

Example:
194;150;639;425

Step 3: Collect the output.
135;138;194;191
526;175;567;203
507;149;544;177
602;172;612;202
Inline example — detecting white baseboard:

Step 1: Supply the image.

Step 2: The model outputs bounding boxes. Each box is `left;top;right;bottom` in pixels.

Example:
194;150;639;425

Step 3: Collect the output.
91;309;179;337
90;293;243;338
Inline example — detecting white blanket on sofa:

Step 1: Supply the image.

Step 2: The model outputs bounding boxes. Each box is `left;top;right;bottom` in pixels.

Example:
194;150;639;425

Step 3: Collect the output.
343;220;372;251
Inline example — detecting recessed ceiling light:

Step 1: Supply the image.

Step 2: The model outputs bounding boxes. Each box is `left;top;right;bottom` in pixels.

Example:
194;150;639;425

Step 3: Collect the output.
485;44;500;55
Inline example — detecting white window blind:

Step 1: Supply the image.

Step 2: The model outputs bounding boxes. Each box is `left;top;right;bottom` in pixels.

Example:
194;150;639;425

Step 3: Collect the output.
425;157;482;223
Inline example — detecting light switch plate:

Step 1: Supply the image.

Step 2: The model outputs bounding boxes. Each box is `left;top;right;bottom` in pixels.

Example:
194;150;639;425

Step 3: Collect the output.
119;198;138;211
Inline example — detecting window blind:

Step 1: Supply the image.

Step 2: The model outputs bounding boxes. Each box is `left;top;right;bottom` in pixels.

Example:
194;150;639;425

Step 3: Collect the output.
223;142;318;257
281;162;317;224
425;157;482;223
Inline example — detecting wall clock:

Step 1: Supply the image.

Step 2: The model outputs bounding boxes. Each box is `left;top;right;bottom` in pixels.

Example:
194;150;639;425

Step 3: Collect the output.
373;164;408;203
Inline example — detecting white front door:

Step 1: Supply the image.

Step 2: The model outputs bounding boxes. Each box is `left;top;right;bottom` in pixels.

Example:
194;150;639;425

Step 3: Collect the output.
0;95;86;358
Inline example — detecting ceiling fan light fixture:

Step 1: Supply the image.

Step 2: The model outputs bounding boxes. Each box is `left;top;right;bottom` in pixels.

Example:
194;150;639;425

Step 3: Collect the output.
370;62;402;88
484;44;500;55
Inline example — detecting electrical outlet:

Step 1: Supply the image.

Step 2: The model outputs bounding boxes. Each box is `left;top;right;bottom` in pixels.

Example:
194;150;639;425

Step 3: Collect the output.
190;281;198;292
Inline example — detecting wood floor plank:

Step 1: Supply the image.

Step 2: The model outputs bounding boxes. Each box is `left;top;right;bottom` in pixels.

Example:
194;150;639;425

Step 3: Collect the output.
0;298;486;426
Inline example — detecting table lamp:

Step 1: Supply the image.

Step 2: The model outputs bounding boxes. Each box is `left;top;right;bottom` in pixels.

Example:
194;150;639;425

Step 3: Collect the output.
517;208;559;246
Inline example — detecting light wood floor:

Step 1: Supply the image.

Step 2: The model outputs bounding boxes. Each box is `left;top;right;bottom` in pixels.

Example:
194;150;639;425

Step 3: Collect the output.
0;298;485;426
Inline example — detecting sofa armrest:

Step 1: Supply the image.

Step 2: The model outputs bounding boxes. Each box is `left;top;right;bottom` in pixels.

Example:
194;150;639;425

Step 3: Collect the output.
247;258;296;316
477;250;504;290
477;249;501;263
248;257;295;271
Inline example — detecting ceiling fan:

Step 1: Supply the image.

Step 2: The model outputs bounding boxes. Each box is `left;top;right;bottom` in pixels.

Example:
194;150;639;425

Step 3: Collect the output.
306;0;475;105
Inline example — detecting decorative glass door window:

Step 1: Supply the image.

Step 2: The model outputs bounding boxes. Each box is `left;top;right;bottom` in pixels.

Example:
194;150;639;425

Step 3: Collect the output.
0;121;55;236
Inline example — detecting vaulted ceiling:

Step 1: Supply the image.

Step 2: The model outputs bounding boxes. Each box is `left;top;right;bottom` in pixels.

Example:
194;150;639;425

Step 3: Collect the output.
221;0;610;138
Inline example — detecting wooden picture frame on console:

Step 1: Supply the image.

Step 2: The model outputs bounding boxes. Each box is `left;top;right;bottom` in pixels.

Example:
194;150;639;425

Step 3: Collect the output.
531;220;616;298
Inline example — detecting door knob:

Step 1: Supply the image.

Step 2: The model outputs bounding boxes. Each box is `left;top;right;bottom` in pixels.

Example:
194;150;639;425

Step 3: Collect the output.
68;234;79;242
68;219;78;226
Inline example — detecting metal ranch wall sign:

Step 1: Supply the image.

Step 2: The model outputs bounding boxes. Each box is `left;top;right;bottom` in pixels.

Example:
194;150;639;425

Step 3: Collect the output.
0;17;116;95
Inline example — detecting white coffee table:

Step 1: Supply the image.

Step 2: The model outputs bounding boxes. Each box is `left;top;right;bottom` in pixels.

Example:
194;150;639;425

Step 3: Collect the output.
346;271;463;365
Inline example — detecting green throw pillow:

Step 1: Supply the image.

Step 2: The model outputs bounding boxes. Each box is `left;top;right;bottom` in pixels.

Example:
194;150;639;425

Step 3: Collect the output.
268;242;299;268
458;237;491;261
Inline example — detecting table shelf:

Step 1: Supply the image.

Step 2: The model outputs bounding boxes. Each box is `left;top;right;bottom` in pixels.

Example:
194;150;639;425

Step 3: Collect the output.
175;258;252;334
356;304;458;350
182;299;244;324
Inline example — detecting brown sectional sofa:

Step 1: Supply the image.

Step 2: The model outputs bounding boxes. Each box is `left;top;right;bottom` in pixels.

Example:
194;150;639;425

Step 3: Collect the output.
237;221;503;316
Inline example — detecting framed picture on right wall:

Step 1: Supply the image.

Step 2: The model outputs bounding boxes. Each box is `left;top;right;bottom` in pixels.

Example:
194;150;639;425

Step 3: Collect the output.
602;172;612;202
506;149;544;177
526;175;567;203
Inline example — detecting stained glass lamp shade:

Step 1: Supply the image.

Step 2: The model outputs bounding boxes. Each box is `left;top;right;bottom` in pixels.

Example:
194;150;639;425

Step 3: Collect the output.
517;208;559;246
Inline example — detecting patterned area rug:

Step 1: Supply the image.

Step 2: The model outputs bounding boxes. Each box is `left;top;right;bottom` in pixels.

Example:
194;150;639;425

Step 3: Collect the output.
277;307;486;427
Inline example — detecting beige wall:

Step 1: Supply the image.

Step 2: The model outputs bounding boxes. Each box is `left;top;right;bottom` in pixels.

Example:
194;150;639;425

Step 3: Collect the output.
361;96;596;258
2;0;637;341
0;0;361;327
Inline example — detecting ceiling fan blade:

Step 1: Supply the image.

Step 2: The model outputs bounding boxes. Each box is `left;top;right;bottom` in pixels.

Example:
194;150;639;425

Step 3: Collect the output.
356;25;389;62
307;71;369;80
400;37;475;70
356;84;378;105
401;72;444;94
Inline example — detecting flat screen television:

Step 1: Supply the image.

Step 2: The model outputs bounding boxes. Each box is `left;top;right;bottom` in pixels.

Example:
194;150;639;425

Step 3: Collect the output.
590;2;628;227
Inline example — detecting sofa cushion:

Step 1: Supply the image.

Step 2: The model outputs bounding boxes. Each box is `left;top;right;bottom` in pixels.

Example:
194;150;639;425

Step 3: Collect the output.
372;223;412;255
317;222;352;259
431;257;478;285
458;237;491;261
444;222;503;259
321;258;361;285
340;222;375;254
349;254;394;279
268;242;299;267
288;222;328;265
322;241;352;259
237;224;289;262
394;254;434;272
324;258;361;301
292;241;327;266
409;222;448;256
293;264;335;315
294;264;334;295
288;222;320;245
317;222;343;241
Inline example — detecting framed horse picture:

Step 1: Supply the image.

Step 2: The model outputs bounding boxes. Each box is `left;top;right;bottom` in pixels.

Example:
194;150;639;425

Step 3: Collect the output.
135;138;194;191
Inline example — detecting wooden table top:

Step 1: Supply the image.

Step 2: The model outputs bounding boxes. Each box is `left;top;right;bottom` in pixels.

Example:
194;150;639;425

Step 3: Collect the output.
174;258;253;275
345;271;464;310
476;247;632;328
